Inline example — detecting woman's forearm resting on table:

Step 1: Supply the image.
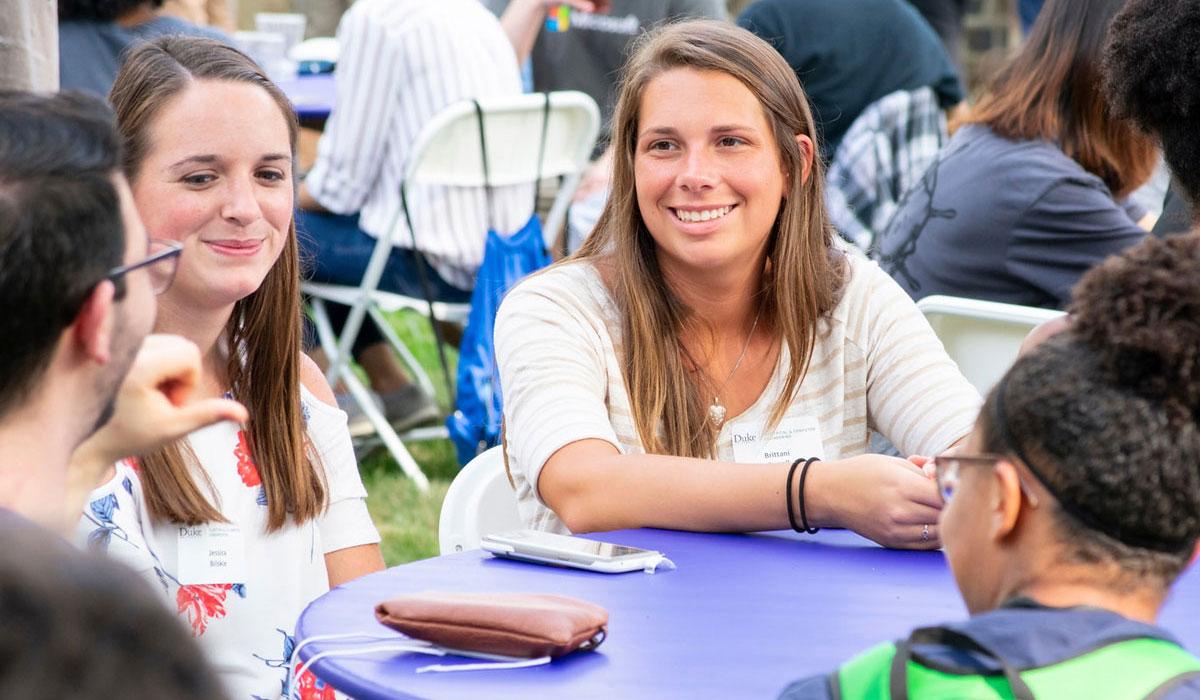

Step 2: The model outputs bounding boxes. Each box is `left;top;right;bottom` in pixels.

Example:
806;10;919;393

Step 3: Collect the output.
539;440;791;533
536;440;945;546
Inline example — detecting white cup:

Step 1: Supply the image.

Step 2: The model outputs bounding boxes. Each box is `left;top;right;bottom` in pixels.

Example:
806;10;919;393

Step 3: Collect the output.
255;13;307;56
233;30;293;82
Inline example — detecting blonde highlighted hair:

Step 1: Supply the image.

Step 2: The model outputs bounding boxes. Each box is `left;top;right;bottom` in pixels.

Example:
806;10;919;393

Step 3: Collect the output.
574;20;845;458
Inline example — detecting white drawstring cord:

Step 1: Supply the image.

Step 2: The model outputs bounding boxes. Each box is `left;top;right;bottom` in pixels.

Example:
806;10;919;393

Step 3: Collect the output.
287;630;568;695
416;656;551;673
287;632;414;698
293;642;448;690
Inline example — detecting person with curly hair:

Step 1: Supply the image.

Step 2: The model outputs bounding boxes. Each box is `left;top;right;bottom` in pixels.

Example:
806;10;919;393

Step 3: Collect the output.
781;234;1200;699
1104;0;1200;237
58;0;227;97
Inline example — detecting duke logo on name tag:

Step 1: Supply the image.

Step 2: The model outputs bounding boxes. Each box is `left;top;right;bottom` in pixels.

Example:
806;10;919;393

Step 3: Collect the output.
177;523;247;585
731;415;825;464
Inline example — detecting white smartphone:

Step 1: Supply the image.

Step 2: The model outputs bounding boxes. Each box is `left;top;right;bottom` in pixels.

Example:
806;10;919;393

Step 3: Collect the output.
480;529;663;574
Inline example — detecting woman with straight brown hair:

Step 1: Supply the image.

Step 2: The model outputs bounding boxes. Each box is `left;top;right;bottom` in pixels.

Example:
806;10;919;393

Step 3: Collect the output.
874;0;1158;309
74;36;383;699
495;20;980;547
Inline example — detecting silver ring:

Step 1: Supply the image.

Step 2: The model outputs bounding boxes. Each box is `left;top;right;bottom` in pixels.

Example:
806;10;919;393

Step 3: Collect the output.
922;523;930;542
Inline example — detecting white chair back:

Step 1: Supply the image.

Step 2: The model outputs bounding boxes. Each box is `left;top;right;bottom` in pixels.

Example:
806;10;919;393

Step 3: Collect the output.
402;90;600;249
302;91;600;489
917;295;1064;394
438;445;523;554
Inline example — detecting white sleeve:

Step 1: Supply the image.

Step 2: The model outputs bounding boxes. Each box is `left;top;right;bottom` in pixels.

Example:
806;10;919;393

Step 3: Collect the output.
302;390;382;553
859;262;982;455
303;7;401;214
495;273;622;505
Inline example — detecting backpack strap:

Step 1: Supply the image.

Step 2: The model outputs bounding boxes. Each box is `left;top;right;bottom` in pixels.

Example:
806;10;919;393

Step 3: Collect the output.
889;625;1036;700
532;92;551;216
473;99;496;233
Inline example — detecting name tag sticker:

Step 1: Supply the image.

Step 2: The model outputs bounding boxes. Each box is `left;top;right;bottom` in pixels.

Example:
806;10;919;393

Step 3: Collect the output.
177;523;246;585
731;415;825;464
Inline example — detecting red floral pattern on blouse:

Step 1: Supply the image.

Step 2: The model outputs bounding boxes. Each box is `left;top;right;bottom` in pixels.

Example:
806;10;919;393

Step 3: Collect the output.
234;430;262;487
293;663;337;700
177;584;232;636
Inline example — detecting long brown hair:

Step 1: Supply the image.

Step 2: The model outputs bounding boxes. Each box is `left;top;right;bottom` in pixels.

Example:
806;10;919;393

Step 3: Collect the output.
574;20;844;458
958;0;1156;198
110;36;325;531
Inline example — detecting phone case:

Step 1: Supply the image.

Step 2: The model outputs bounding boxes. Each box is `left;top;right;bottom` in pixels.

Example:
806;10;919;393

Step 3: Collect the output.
480;536;662;574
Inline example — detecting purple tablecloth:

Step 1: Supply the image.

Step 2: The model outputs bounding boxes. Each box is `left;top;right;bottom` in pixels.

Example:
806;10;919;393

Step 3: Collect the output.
276;73;335;120
295;528;1200;699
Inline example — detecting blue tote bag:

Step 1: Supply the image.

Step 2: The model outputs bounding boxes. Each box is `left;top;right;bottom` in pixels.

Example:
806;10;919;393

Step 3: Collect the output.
446;96;553;465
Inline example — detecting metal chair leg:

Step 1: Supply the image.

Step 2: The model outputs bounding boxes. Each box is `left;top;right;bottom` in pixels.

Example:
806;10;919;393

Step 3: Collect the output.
307;298;431;491
367;305;437;399
341;370;431;492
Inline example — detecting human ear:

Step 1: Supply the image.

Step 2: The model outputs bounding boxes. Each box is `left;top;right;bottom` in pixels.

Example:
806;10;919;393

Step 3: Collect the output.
1019;315;1071;357
72;280;117;365
792;134;815;186
990;460;1025;542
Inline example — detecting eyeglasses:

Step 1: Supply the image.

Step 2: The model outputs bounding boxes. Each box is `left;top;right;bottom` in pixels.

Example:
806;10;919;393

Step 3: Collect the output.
107;238;183;296
931;452;1040;507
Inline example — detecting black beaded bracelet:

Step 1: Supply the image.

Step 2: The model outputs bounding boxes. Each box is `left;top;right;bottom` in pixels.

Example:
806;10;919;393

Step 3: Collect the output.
785;457;804;532
797;457;821;534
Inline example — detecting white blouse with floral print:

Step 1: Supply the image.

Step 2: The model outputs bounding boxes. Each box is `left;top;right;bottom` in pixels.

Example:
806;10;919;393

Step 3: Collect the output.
75;386;379;700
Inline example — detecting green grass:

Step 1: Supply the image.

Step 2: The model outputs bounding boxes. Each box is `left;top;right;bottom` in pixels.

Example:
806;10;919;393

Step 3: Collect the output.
358;310;463;566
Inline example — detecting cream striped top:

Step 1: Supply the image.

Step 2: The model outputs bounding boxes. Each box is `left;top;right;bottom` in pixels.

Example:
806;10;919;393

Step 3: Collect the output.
495;255;982;533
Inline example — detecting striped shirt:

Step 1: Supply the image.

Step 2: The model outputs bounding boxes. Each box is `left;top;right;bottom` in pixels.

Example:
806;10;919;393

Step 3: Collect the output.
495;254;982;533
304;0;533;289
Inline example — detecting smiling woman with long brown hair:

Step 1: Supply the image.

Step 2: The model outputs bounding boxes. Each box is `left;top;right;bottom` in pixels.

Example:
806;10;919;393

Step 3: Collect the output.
73;36;383;699
495;20;981;548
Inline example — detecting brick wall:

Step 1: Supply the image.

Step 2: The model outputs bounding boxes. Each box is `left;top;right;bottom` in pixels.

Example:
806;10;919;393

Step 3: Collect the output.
962;0;1021;93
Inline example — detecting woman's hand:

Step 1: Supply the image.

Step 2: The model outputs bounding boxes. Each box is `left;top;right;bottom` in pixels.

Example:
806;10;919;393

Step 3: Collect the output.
805;454;944;550
907;454;937;479
572;145;614;203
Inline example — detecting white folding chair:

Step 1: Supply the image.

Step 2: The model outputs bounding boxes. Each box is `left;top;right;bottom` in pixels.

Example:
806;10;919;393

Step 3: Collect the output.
438;445;523;554
304;92;600;490
917;295;1065;394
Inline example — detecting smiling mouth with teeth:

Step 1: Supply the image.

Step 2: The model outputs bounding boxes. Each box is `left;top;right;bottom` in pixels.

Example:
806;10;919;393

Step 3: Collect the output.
672;205;734;223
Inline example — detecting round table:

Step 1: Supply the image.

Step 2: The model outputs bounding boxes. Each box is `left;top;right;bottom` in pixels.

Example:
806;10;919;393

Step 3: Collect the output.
296;528;1200;699
276;73;335;121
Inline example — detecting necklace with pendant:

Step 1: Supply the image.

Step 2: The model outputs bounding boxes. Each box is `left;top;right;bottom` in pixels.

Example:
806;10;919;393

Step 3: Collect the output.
707;302;764;428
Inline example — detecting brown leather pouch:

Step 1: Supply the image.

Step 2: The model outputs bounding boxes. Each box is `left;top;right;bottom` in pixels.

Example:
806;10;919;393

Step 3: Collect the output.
374;592;608;659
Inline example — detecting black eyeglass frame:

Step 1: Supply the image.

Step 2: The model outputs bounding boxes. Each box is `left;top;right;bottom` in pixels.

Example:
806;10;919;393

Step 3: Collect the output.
106;239;183;297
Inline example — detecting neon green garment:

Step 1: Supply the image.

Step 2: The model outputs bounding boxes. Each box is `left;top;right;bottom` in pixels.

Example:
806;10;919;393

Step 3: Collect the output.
836;632;1200;699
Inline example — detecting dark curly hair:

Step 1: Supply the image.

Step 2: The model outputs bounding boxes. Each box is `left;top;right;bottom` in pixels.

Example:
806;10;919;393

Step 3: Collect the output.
978;235;1200;587
58;0;163;22
1104;0;1200;212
